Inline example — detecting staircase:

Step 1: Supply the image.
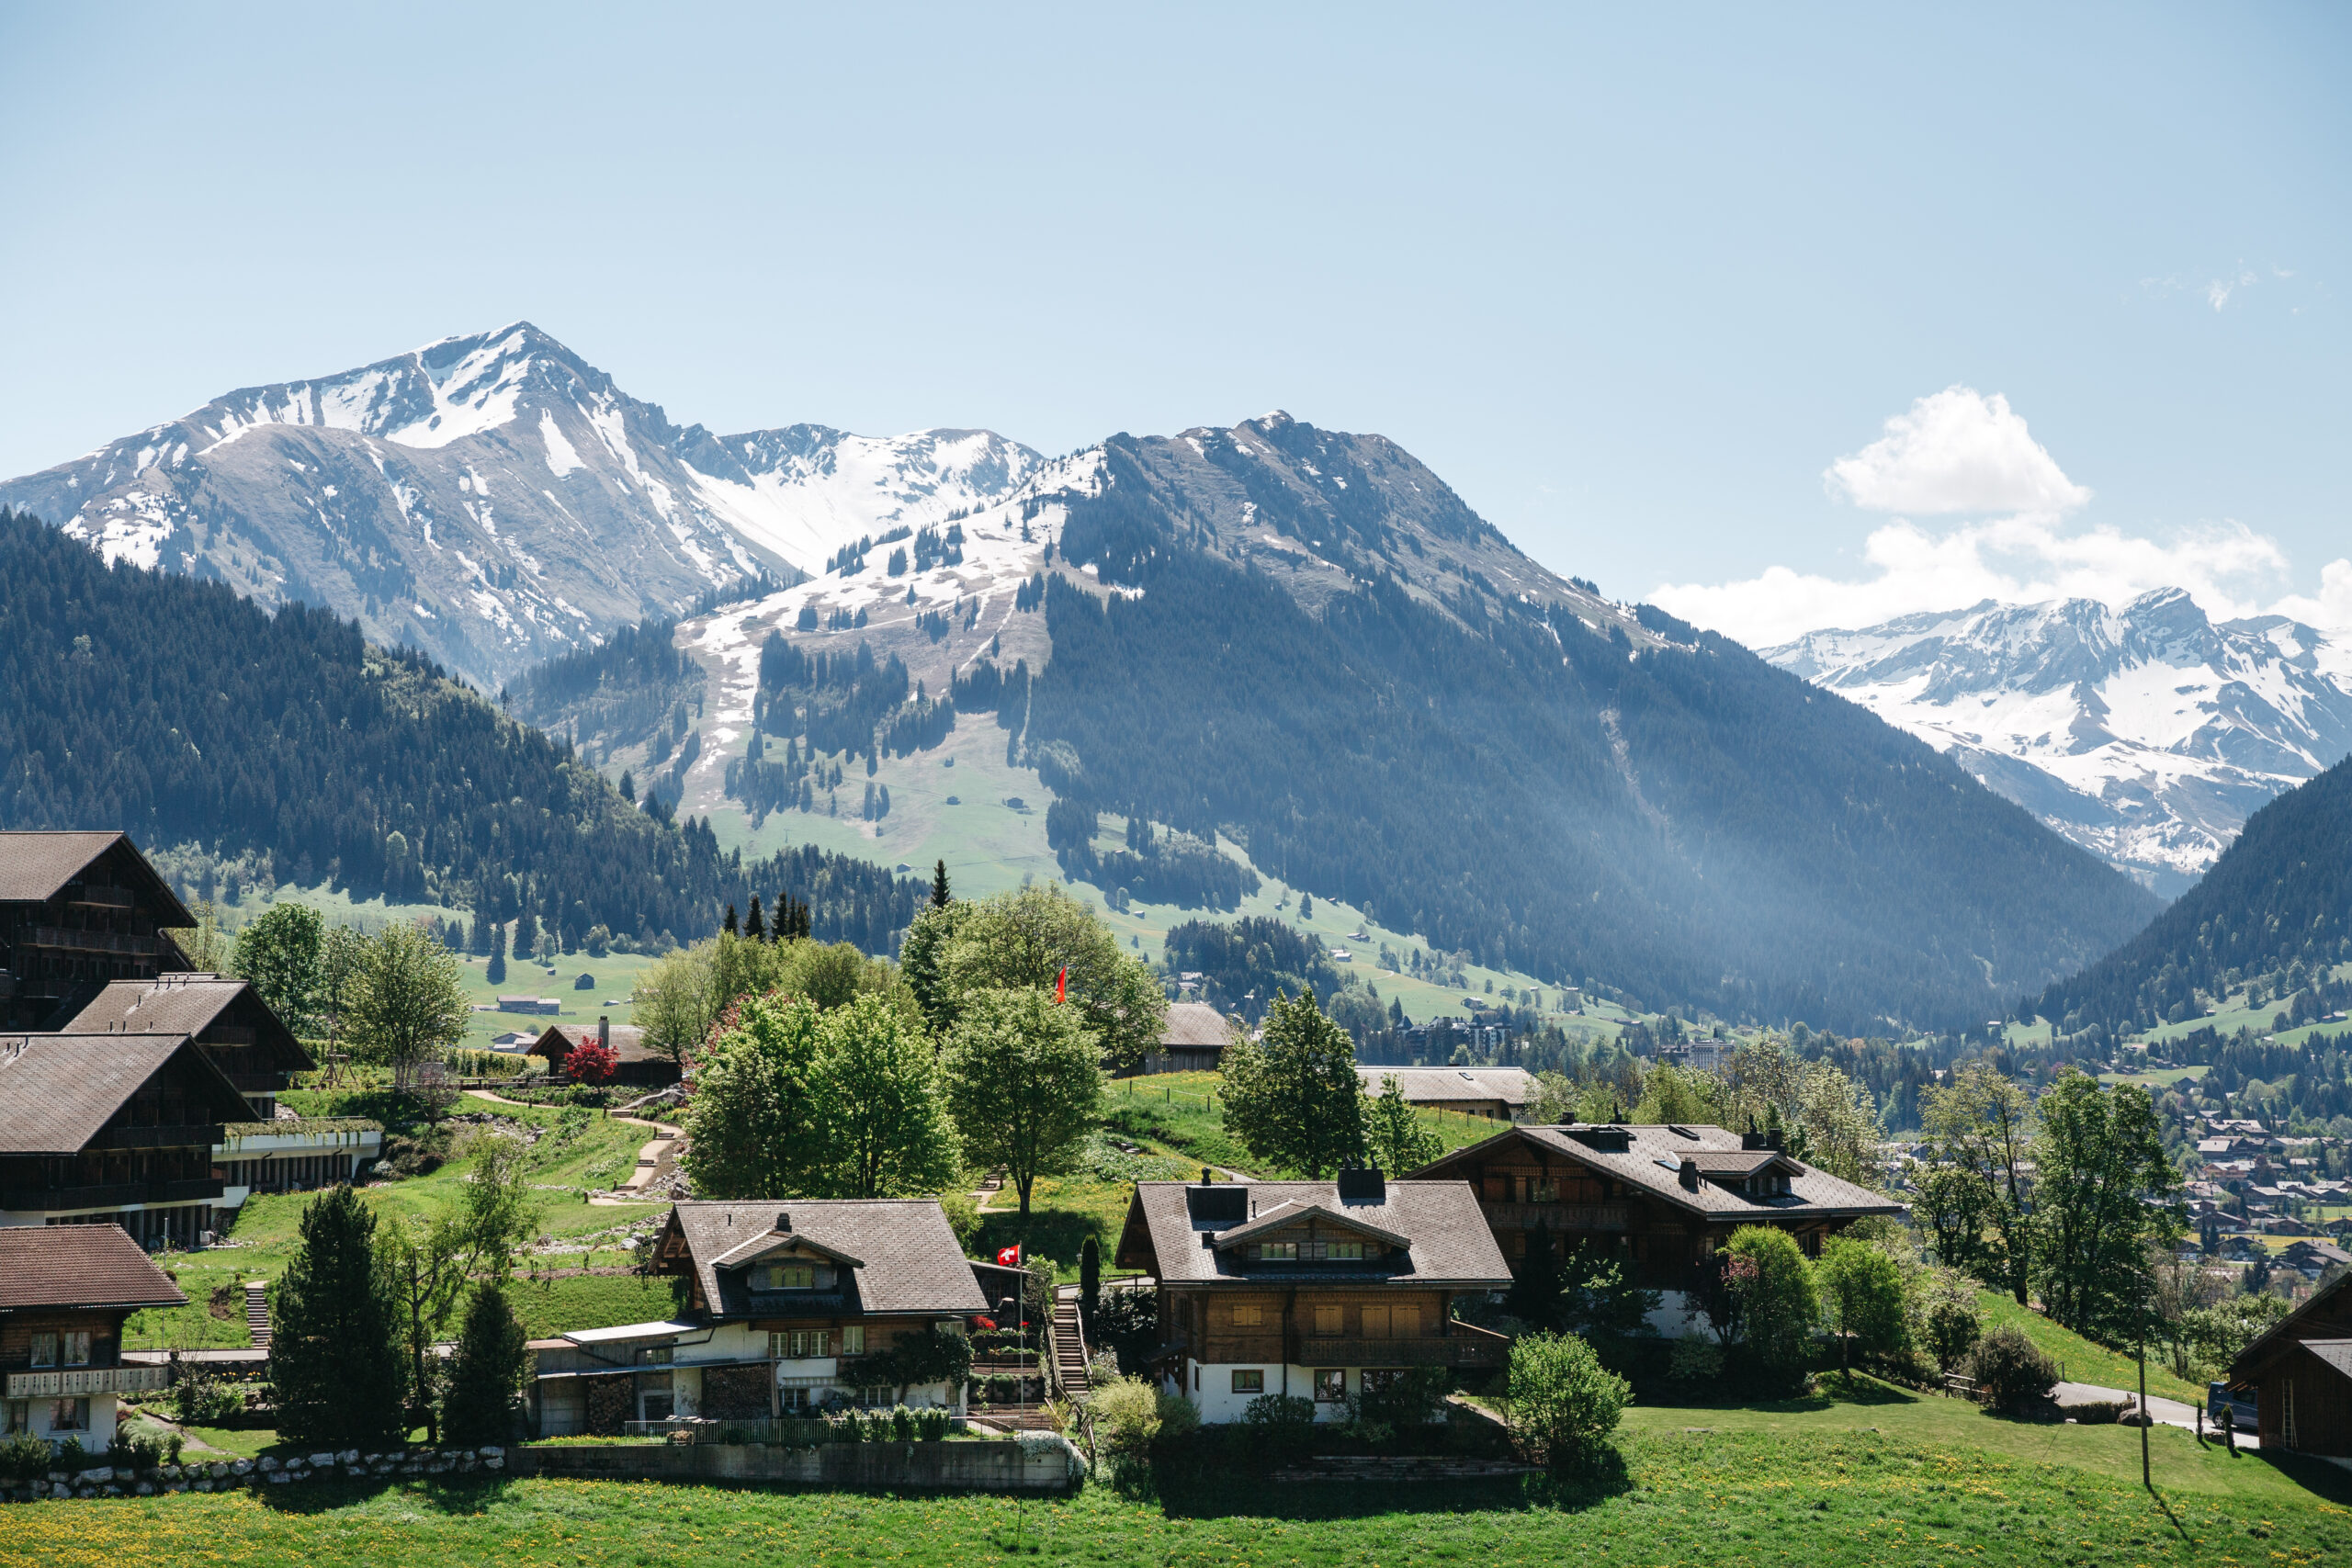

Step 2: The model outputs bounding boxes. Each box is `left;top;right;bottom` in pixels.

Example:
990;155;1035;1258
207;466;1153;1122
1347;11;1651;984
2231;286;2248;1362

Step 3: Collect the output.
244;1282;270;1351
1050;1299;1090;1398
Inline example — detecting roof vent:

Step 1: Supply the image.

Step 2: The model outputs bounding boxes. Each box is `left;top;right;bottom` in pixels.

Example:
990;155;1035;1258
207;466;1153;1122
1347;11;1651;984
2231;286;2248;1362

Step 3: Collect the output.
1336;1168;1386;1204
1566;1124;1631;1153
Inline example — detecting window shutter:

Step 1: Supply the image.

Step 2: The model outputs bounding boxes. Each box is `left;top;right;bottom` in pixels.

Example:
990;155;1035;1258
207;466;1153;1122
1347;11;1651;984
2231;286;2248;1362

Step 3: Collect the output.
1313;1304;1343;1336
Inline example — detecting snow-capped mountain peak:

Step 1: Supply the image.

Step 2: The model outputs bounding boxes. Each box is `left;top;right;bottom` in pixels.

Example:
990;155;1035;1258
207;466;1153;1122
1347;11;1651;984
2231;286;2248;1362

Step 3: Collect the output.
1766;590;2352;894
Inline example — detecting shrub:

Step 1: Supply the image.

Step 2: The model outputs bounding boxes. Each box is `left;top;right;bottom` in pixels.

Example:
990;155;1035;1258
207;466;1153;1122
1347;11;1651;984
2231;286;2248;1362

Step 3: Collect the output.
2070;1399;2127;1425
1965;1324;2058;1414
1925;1297;1982;1372
1712;1227;1818;1393
0;1432;51;1483
891;1404;916;1442
938;1190;981;1250
172;1372;243;1426
1350;1367;1450;1431
1669;1332;1724;1382
1505;1331;1632;1472
1815;1237;1909;1377
1090;1376;1162;1461
915;1406;952;1441
1244;1393;1317;1430
829;1409;866;1444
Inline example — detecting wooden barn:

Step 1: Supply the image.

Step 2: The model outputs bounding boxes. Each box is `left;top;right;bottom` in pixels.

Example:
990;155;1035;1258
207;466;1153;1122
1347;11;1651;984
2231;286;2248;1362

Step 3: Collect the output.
2229;1270;2352;1456
531;1018;681;1089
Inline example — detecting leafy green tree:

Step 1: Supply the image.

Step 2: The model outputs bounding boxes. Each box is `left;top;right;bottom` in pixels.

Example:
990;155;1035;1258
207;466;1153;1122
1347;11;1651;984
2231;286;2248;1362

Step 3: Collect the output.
813;993;960;1197
319;922;368;1051
2030;1068;2183;1339
1362;1074;1444;1176
776;938;893;1010
1557;1240;1662;1338
1815;1236;1908;1382
380;1216;468;1442
633;942;721;1066
1505;1331;1631;1472
1717;1038;1879;1184
1220;990;1366;1177
345;920;470;1093
231;902;324;1035
682;991;829;1199
1718;1225;1818;1390
272;1185;408;1448
440;1284;528;1445
1919;1064;2037;1304
940;986;1103;1214
938;884;1166;1071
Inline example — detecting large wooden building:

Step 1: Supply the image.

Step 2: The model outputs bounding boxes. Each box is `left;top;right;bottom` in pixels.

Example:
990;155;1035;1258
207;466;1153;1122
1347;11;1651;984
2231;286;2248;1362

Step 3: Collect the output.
2229;1270;2352;1455
63;975;312;1120
0;1224;183;1449
1410;1122;1905;1331
1115;1170;1514;1423
0;833;193;1031
531;1019;681;1089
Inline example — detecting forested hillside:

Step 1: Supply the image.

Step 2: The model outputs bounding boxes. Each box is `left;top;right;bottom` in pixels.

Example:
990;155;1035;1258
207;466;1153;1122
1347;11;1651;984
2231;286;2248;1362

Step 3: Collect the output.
2037;754;2352;1032
994;433;2162;1033
0;509;917;953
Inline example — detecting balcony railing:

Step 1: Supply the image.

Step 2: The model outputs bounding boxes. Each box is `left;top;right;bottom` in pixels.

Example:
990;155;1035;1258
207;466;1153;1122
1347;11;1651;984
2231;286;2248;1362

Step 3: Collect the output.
98;1123;224;1150
1287;1331;1510;1370
1478;1201;1629;1231
1;1178;222;1212
6;1364;169;1398
65;886;136;910
26;926;156;956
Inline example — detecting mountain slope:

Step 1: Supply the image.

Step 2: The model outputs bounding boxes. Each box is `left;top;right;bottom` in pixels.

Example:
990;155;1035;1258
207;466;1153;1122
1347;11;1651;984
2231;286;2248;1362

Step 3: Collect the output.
0;324;1039;688
2036;752;2352;1033
1765;592;2352;896
656;412;2162;1032
0;506;916;953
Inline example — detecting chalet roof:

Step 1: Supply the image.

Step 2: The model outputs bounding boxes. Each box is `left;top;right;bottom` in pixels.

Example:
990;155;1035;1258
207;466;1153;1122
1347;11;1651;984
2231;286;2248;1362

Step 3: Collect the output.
2233;1267;2352;1380
63;976;313;1072
0;831;192;925
1120;1179;1511;1287
1411;1123;1905;1222
1211;1200;1415;1254
1357;1066;1537;1107
0;1224;187;1312
533;1022;662;1064
0;1032;259;1155
1159;1003;1230;1051
663;1201;988;1322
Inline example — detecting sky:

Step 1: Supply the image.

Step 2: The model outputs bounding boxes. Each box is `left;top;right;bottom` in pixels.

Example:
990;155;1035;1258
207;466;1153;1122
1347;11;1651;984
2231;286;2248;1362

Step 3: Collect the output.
2;3;2346;649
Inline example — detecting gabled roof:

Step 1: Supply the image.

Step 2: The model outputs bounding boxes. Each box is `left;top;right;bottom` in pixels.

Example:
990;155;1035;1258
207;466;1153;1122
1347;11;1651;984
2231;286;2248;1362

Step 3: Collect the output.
534;1022;663;1064
0;1032;260;1154
1357;1066;1537;1107
1410;1122;1905;1222
0;1224;187;1311
0;831;192;925
662;1201;987;1321
708;1226;867;1271
1159;1002;1230;1050
2233;1267;2352;1380
1210;1200;1413;1254
1119;1179;1510;1287
64;976;313;1072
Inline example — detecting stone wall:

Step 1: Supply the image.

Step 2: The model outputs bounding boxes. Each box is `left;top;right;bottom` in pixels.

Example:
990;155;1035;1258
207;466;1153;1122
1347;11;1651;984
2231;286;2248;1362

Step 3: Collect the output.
1;1446;505;1504
515;1435;1082;1494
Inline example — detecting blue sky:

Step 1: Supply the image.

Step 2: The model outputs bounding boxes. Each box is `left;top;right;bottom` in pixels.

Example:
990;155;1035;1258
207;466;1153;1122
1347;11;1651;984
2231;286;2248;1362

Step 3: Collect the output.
2;4;2345;645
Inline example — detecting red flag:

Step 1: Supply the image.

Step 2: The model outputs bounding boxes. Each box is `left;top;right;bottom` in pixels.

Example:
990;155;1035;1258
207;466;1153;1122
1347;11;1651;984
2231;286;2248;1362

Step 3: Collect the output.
1056;966;1067;1004
996;1244;1022;1267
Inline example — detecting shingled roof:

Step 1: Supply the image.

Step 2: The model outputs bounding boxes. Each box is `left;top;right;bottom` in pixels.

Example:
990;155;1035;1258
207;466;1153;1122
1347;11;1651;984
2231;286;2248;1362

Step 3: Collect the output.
662;1201;988;1322
1413;1123;1905;1222
0;1032;259;1154
0;830;191;924
64;976;313;1071
0;1224;187;1311
1119;1179;1512;1287
1357;1066;1537;1107
1159;1003;1231;1050
533;1022;662;1064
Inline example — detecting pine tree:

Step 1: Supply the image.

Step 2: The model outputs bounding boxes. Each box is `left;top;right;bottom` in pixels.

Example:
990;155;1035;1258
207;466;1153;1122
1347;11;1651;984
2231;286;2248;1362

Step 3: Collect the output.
271;1185;408;1447
723;902;739;936
932;859;951;908
745;896;766;942
618;770;636;805
486;921;508;986
514;906;538;964
440;1284;528;1446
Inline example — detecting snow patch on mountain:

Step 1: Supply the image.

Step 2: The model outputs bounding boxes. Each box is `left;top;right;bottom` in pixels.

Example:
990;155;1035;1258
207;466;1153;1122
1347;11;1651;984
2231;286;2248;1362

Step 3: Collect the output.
1766;590;2352;895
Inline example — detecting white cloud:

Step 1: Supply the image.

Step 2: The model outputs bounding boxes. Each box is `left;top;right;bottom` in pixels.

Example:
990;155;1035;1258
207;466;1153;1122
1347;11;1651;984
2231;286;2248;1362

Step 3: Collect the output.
1825;386;2091;515
2207;266;2257;310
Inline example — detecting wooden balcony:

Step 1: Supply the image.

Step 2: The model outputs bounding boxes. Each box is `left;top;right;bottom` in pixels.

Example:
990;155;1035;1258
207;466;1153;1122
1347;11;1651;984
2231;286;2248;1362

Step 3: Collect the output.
97;1123;224;1150
0;1177;222;1212
25;926;155;956
6;1363;168;1398
64;886;136;910
1479;1201;1629;1231
1187;1326;1511;1371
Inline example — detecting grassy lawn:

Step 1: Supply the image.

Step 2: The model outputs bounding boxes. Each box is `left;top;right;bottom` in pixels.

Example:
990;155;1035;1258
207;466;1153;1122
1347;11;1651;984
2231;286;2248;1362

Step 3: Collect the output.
1102;1071;1501;1180
1973;1291;2206;1404
11;1393;2352;1567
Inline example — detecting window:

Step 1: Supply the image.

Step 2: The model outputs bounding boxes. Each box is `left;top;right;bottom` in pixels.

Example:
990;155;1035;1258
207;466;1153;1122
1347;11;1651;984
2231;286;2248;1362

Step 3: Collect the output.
1251;1241;1297;1260
842;1326;865;1355
49;1398;89;1432
812;1330;832;1358
639;1345;673;1366
1359;1370;1403;1394
640;1390;673;1423
764;1263;816;1290
1312;1304;1343;1337
1228;1303;1263;1327
1313;1369;1346;1403
62;1331;90;1366
2;1401;25;1435
1361;1305;1391;1337
28;1334;56;1370
1528;1179;1559;1203
1231;1370;1264;1393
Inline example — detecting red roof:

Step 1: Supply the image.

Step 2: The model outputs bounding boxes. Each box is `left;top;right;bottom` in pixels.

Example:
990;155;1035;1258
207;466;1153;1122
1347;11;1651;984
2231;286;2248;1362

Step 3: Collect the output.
0;1224;188;1311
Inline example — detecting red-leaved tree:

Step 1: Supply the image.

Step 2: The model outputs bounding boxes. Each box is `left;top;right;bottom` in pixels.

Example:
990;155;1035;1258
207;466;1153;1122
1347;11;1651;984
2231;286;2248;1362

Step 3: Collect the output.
566;1039;618;1085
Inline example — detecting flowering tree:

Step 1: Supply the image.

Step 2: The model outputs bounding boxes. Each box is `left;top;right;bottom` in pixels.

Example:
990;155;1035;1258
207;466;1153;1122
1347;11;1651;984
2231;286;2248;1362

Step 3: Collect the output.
566;1039;618;1085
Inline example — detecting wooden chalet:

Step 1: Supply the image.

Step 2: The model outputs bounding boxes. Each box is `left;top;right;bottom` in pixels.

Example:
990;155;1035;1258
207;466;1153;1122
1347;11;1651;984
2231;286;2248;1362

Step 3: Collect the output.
2229;1269;2352;1455
531;1018;680;1089
1356;1066;1537;1122
1;1224;183;1448
526;1199;987;1434
0;1032;260;1247
64;975;312;1119
1410;1122;1905;1330
1115;1170;1514;1423
1141;1002;1232;1075
0;832;194;1031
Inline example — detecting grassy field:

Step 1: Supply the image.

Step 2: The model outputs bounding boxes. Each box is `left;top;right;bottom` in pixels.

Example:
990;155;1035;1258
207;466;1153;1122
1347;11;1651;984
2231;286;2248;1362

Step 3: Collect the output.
12;1375;2352;1568
1973;1290;2206;1404
1101;1071;1505;1180
124;1092;666;1351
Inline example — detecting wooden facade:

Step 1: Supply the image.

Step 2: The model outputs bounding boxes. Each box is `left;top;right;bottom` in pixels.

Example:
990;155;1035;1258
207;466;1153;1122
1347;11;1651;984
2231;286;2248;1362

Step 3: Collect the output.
0;834;194;1032
2231;1271;2352;1455
0;1226;183;1448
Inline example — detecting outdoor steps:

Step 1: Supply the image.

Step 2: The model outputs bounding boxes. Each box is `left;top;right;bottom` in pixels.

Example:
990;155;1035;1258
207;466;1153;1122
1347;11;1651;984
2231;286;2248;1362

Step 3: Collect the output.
243;1281;270;1351
1049;1302;1089;1397
973;1405;1061;1432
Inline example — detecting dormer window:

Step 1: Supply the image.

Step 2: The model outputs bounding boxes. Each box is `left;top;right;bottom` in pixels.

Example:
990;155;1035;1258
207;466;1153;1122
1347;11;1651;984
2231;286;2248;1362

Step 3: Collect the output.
762;1263;816;1290
1249;1238;1370;1261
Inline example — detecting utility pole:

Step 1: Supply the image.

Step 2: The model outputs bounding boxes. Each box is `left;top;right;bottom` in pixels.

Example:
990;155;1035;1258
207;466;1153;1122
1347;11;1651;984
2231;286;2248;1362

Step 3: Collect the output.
2139;1324;2152;1488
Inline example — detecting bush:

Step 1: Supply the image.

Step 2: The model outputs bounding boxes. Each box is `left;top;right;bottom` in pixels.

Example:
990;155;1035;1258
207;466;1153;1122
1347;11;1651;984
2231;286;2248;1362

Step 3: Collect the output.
1965;1324;2058;1414
0;1432;51;1483
2070;1399;2127;1425
1717;1227;1819;1393
1668;1333;1724;1383
938;1190;981;1250
916;1406;952;1441
171;1372;243;1426
1925;1297;1982;1372
1244;1393;1317;1431
1350;1367;1450;1431
1815;1237;1909;1376
1506;1331;1632;1472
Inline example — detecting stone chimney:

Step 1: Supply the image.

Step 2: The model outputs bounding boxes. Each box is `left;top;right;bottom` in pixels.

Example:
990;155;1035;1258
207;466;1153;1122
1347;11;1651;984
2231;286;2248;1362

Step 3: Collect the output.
598;1015;610;1051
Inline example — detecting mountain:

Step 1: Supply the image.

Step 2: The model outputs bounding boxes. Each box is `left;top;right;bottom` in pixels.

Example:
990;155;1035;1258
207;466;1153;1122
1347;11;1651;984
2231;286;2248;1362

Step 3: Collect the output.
665;412;2164;1033
0;324;1040;688
0;505;917;954
1765;592;2352;897
2036;751;2352;1034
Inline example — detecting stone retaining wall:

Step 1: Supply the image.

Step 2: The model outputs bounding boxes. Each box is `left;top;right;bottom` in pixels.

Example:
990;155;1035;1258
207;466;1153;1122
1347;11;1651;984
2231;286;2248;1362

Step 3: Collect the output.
514;1435;1082;1494
2;1446;505;1503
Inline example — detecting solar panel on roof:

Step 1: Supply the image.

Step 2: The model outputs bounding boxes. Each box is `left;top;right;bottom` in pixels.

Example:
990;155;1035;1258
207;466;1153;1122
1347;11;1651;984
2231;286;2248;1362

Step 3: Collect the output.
1185;1185;1247;1225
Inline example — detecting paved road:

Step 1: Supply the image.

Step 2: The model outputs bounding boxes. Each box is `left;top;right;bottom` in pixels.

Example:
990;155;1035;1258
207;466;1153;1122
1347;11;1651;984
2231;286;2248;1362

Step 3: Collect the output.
2054;1381;2260;1449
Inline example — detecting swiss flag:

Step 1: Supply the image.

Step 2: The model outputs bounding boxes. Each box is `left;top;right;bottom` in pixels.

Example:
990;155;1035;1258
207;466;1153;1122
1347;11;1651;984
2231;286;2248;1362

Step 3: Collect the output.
996;1244;1022;1268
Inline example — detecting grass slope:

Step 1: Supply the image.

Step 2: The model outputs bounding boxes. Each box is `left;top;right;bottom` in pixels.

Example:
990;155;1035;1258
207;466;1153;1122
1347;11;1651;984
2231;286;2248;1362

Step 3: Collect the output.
1973;1291;2205;1404
1102;1071;1506;1179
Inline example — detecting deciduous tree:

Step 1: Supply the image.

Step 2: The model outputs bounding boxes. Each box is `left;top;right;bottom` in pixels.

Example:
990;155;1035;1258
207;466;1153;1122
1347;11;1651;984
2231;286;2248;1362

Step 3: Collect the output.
814;993;960;1197
681;991;829;1199
1918;1064;2037;1303
2030;1068;2183;1339
938;884;1165;1071
1220;990;1366;1177
231;902;324;1035
1361;1074;1443;1177
345;920;470;1093
940;986;1103;1214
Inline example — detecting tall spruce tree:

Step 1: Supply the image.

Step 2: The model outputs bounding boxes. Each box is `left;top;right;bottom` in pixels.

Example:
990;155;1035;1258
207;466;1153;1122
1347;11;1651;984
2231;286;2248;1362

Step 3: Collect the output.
745;895;766;941
440;1284;529;1446
932;858;951;908
272;1185;408;1447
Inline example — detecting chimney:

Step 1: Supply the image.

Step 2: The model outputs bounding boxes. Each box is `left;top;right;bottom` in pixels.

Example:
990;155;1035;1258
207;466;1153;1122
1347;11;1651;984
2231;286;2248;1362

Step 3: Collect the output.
1679;1157;1699;1191
776;1211;791;1234
1202;1167;1213;1185
599;1016;610;1050
1766;1128;1784;1153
